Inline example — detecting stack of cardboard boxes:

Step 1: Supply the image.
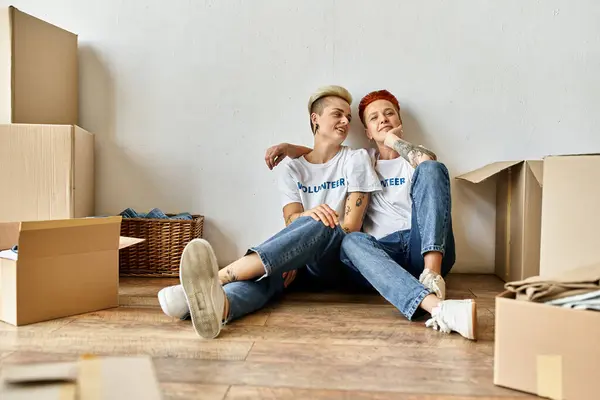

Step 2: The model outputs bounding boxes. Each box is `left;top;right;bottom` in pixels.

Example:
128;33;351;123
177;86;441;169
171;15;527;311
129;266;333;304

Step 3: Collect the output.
0;7;159;398
0;7;142;327
458;156;600;399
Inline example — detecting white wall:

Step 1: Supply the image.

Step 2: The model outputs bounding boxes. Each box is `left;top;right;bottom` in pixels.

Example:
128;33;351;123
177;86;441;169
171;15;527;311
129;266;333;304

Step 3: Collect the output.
4;0;600;271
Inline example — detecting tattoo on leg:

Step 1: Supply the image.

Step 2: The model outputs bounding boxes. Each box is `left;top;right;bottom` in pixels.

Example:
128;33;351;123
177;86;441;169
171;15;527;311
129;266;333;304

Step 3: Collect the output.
345;205;351;216
226;268;238;284
342;226;351;233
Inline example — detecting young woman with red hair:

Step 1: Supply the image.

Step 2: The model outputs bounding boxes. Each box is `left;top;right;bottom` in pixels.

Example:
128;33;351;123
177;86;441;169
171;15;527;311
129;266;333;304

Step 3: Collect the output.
265;89;477;340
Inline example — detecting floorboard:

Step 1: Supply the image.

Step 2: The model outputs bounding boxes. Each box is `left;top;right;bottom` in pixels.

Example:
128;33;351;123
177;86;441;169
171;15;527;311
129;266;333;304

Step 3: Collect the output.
0;273;537;399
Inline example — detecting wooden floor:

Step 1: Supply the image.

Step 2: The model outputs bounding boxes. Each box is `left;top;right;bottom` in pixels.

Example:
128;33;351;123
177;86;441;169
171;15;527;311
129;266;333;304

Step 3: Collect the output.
0;274;537;399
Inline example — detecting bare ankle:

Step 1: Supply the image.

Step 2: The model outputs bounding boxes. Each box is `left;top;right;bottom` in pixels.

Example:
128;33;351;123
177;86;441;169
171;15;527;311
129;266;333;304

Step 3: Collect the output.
423;252;443;275
420;294;441;313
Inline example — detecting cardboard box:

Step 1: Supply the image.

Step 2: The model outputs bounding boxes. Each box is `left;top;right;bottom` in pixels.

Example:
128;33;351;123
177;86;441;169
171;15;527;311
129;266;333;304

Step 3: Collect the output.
457;160;543;282
494;291;600;399
0;216;144;326
0;6;78;125
539;154;600;277
493;153;600;399
0;124;94;222
0;355;163;399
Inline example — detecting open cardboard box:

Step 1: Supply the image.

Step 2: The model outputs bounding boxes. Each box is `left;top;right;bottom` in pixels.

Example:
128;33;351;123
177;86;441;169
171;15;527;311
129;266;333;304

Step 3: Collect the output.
491;153;600;399
494;291;600;399
0;355;162;399
457;153;600;281
456;160;543;282
0;216;144;326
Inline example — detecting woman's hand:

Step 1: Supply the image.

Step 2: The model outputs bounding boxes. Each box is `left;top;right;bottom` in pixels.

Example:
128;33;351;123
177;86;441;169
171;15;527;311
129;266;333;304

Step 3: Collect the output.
383;127;437;168
265;143;313;170
302;204;339;228
265;143;290;170
283;269;297;288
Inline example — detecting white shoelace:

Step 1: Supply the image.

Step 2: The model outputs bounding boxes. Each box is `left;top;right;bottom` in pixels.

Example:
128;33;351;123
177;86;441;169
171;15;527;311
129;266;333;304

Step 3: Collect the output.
420;269;445;299
425;306;452;334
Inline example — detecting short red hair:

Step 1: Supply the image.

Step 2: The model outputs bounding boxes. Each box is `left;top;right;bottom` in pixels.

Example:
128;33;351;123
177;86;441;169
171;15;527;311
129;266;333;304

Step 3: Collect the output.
358;90;400;126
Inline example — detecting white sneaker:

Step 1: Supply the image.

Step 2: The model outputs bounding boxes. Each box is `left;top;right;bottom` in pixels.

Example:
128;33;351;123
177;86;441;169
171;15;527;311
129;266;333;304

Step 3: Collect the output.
179;239;226;339
158;284;189;319
419;268;446;299
425;299;477;340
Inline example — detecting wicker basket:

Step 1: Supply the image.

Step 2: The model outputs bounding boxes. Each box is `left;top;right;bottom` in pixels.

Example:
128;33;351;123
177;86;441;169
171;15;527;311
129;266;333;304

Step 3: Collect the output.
119;214;204;277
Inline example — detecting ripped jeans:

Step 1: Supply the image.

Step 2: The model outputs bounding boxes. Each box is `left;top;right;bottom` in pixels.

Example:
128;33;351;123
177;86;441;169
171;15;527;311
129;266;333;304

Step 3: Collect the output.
224;216;346;322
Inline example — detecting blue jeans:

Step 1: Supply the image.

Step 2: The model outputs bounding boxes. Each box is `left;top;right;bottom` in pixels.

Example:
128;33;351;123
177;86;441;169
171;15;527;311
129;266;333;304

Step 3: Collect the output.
340;161;456;320
224;216;346;322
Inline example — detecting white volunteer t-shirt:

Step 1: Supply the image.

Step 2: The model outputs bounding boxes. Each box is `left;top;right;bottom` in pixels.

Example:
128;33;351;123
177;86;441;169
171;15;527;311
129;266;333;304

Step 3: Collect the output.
362;148;415;239
279;146;382;225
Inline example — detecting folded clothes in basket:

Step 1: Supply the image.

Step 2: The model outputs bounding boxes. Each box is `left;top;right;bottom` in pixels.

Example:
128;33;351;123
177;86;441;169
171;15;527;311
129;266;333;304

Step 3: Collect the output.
119;208;193;220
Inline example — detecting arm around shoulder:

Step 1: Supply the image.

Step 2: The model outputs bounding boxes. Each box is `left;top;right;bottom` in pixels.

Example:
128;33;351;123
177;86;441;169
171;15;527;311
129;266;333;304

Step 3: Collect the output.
265;143;313;170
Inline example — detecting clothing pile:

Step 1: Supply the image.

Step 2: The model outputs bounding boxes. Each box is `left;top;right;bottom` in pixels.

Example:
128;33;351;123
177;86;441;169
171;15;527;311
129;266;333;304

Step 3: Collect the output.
505;263;600;311
119;208;193;220
0;245;18;261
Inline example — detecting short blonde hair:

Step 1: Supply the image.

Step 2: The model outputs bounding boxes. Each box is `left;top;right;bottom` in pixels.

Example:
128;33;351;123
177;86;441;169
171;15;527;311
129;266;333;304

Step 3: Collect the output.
307;85;353;132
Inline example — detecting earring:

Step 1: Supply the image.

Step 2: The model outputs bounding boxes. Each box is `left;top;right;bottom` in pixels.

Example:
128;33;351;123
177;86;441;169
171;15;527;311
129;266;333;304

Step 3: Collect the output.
315;124;320;132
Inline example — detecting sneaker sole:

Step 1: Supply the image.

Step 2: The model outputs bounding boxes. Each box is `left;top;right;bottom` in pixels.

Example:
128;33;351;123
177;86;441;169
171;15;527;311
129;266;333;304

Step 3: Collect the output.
179;239;222;339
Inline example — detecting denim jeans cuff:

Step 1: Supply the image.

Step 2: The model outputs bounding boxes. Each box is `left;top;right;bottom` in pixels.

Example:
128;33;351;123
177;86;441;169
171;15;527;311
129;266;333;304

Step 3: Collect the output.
247;247;272;280
405;287;431;321
421;245;445;256
223;292;234;323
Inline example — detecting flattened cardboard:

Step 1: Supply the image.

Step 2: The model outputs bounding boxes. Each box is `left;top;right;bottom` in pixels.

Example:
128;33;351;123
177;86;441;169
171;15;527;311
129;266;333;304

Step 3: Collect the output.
0;6;78;125
457;160;543;282
0;124;95;222
78;357;162;400
2;362;78;383
0;356;162;399
0;217;143;326
494;291;600;399
539;154;600;277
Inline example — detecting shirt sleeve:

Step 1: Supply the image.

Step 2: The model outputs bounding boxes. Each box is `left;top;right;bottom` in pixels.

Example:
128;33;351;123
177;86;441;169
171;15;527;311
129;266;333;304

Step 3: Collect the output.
278;164;302;208
344;149;383;193
406;160;416;185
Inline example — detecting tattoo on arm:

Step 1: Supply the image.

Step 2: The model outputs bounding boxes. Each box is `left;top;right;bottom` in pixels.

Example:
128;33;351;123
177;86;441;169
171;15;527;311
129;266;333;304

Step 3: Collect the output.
392;138;437;168
342;193;368;233
356;194;364;208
